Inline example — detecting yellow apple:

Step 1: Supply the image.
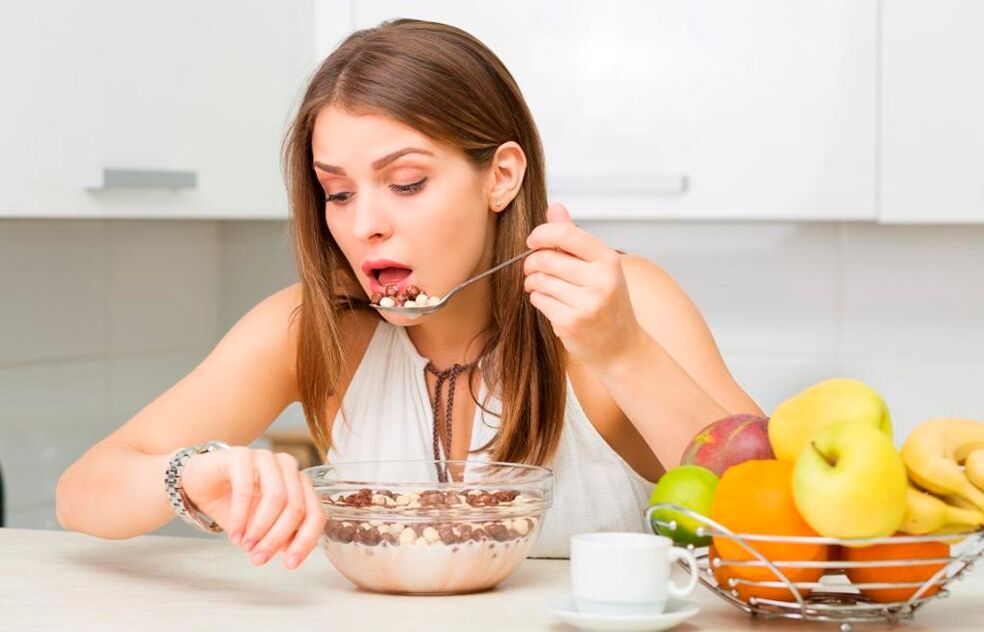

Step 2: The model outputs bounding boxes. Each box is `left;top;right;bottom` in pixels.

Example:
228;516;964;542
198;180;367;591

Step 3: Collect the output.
769;378;892;462
792;421;907;538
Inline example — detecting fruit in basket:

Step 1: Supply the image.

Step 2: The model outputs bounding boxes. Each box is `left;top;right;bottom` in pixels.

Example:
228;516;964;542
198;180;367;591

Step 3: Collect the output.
648;465;719;547
899;485;984;535
840;539;949;603
680;414;774;476
901;418;984;511
792;421;907;538
710;460;828;603
963;448;984;491
768;378;891;462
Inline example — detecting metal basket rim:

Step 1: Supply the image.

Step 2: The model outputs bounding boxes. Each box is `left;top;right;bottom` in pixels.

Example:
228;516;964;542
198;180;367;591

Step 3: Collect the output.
643;502;984;623
647;502;984;545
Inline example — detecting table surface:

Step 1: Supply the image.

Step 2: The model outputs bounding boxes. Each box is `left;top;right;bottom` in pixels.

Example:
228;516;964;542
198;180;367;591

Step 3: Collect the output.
2;528;982;631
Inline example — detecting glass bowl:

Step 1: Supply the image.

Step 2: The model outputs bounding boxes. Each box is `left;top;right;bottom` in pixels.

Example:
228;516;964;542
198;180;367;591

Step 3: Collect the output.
304;459;554;595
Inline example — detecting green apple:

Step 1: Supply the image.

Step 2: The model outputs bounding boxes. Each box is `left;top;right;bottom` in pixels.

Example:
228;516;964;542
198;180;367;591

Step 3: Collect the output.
648;465;718;547
769;378;892;462
792;421;907;539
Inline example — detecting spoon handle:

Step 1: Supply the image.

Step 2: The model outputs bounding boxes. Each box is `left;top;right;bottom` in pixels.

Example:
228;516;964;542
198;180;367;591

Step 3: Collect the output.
443;248;537;301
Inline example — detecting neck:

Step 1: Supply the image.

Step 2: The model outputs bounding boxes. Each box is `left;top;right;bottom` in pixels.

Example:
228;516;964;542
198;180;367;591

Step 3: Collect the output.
405;278;493;369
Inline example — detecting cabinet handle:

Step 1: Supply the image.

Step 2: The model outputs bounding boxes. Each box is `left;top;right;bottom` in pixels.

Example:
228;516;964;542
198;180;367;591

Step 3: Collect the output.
548;173;688;196
83;168;197;191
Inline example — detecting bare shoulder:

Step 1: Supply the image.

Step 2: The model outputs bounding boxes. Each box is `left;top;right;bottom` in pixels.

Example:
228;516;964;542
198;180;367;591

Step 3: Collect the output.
617;253;703;341
619;254;688;313
618;251;715;360
617;252;764;415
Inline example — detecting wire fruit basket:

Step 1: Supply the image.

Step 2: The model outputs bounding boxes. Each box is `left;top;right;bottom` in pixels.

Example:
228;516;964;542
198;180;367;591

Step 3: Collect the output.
646;503;984;631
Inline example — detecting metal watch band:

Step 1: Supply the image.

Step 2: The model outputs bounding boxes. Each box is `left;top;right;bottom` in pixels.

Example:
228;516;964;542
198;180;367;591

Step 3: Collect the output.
164;440;230;534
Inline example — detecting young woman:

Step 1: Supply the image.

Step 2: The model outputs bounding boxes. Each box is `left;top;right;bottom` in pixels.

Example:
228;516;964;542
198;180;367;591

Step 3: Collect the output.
57;19;761;569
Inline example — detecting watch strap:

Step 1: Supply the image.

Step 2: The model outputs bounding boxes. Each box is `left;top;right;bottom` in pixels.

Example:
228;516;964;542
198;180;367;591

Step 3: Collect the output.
164;440;230;534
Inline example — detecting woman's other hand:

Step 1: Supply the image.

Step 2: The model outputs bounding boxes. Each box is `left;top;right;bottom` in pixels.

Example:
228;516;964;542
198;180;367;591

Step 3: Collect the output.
180;446;326;570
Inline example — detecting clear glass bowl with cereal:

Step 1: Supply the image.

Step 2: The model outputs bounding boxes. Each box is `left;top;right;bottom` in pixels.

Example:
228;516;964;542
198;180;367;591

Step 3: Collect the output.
304;459;554;595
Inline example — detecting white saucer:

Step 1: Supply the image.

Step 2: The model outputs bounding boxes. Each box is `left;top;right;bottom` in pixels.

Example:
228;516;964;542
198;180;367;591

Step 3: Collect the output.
547;597;700;631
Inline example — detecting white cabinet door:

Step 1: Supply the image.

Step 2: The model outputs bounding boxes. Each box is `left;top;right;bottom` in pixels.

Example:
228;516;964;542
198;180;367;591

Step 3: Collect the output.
881;0;984;223
0;1;313;219
337;1;877;220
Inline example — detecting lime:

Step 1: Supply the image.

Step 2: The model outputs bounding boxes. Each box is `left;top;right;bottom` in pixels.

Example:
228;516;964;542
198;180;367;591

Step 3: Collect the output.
648;464;718;547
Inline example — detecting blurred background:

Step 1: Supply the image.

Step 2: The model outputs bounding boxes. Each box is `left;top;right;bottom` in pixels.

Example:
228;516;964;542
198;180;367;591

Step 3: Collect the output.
1;1;982;535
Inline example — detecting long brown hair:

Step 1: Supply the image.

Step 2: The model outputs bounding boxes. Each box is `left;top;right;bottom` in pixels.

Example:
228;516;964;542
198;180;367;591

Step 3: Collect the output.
282;19;566;465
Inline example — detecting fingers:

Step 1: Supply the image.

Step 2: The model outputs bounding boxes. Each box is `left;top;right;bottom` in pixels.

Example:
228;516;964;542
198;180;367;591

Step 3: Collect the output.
283;472;327;570
526;219;612;262
524;271;581;307
545;201;573;223
226;447;255;546
523;249;592;287
240;450;286;554
529;290;572;334
249;454;306;566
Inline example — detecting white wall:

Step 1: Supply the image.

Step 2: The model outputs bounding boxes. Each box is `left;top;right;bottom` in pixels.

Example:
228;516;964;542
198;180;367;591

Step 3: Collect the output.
2;219;982;532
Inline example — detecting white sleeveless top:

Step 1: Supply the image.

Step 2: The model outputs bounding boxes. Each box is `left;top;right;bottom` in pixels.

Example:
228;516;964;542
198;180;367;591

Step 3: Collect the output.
327;321;655;558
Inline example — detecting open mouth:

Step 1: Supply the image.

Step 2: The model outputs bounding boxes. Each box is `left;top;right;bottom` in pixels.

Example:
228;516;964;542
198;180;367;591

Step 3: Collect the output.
374;266;412;286
362;259;415;294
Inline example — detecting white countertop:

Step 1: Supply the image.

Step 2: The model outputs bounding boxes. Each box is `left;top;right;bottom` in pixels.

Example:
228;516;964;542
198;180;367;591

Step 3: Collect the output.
2;528;982;631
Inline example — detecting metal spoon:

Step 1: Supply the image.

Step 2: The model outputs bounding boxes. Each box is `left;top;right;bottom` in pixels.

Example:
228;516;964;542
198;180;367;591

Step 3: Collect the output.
370;248;537;319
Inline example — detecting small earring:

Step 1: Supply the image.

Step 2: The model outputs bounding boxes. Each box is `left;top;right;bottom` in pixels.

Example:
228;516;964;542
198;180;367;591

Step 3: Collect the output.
495;199;503;208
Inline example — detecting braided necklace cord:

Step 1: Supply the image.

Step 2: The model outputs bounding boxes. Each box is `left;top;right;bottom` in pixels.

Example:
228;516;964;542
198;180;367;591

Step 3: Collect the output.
425;361;475;482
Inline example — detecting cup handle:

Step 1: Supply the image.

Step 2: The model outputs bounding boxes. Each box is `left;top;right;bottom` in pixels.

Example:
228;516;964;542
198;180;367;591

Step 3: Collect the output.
667;547;699;598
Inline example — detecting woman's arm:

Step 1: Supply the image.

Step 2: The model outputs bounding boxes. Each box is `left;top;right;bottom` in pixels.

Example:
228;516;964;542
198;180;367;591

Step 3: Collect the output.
592;255;763;467
525;204;762;468
56;283;303;539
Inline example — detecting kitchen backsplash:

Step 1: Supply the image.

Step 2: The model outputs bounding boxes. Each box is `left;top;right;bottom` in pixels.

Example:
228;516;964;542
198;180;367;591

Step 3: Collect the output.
2;219;982;532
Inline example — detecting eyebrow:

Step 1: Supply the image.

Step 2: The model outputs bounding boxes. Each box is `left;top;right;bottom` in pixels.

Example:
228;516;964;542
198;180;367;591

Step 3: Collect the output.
313;147;435;175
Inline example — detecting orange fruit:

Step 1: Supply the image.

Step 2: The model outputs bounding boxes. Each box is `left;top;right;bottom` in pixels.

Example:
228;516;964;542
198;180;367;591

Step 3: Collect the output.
710;459;829;603
840;538;948;603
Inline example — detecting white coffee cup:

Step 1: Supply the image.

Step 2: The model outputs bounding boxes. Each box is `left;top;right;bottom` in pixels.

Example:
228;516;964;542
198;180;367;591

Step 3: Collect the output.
570;532;699;615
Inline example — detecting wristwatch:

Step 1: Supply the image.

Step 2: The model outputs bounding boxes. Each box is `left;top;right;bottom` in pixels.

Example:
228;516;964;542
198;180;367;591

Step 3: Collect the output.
164;440;230;533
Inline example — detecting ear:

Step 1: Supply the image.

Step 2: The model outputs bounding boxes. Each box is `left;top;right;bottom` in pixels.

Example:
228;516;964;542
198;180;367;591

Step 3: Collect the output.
486;141;527;213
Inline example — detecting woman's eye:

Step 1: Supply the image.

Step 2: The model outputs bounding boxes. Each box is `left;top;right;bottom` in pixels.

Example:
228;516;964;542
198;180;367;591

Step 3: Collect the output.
325;177;425;206
390;177;427;195
325;191;352;205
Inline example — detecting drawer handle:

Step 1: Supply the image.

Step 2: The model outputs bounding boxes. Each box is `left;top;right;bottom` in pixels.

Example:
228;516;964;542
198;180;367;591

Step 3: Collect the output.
83;168;197;191
549;173;689;196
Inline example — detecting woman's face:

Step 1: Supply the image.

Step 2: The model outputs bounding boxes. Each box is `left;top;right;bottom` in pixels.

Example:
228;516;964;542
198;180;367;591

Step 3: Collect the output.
311;106;495;325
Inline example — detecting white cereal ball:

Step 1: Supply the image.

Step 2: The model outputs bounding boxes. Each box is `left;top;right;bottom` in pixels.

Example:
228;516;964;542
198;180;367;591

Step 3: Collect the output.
379;296;396;308
403;299;417;308
428;296;442;306
422;527;440;543
416;293;429;304
399;527;416;545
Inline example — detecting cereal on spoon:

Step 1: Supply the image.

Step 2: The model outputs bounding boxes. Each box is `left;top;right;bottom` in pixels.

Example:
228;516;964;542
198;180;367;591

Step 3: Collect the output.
371;284;443;309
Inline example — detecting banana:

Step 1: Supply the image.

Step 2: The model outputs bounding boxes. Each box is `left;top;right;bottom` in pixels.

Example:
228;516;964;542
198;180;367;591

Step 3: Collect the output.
901;418;984;511
899;485;984;535
944;493;978;511
966;449;984;491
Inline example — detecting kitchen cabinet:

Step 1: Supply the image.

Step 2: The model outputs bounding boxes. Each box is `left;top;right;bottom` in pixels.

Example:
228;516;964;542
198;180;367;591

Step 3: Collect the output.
0;1;313;219
338;1;878;221
880;0;984;223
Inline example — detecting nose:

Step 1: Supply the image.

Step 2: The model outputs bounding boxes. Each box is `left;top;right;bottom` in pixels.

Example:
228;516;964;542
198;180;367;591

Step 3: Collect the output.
350;195;393;243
